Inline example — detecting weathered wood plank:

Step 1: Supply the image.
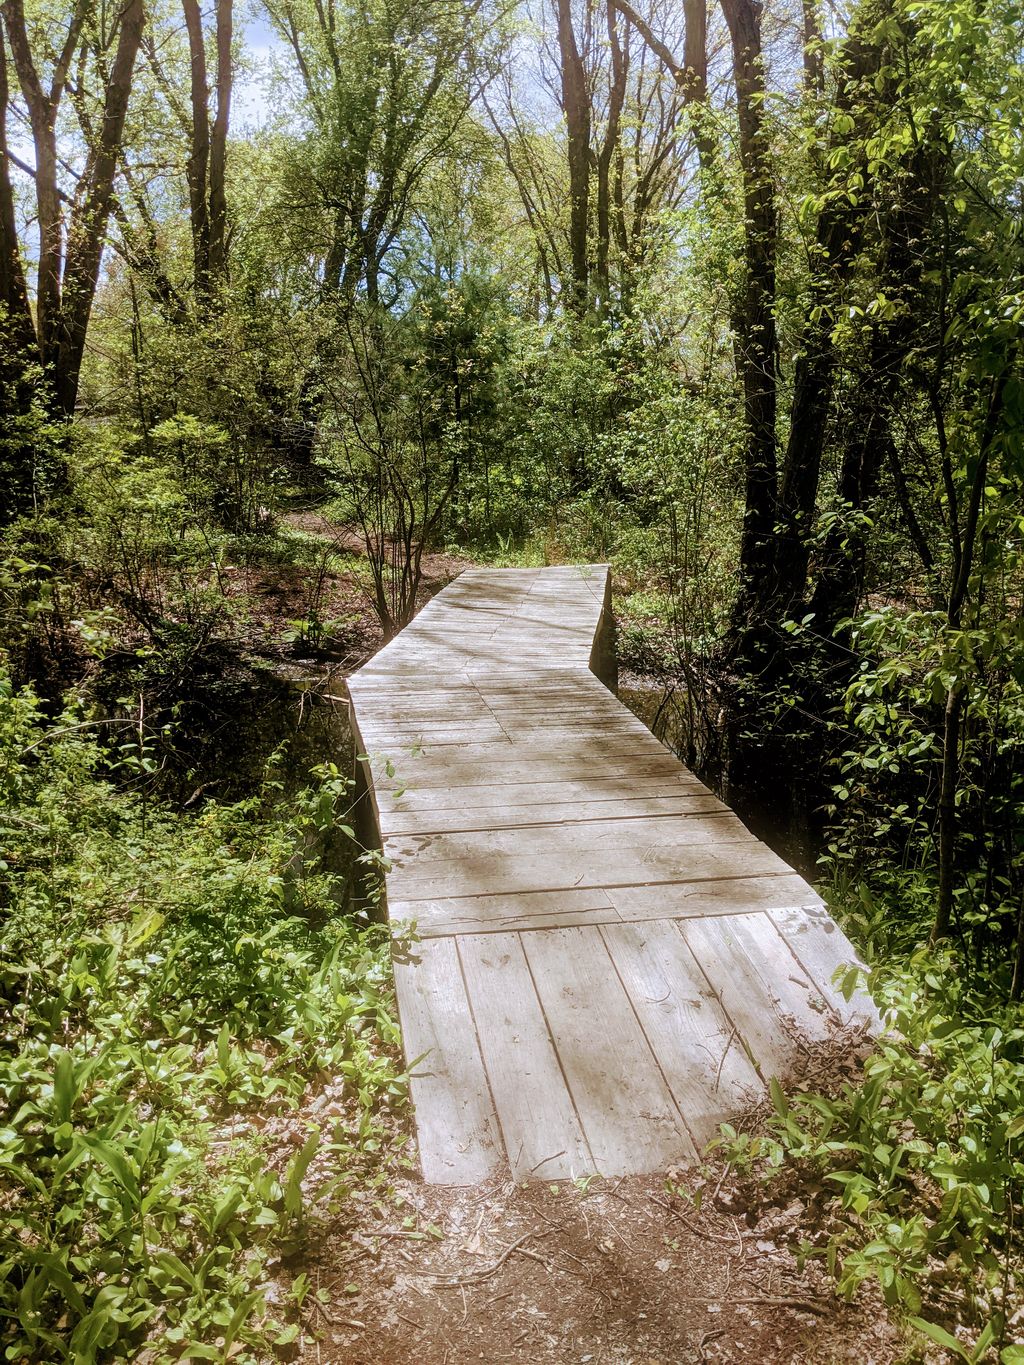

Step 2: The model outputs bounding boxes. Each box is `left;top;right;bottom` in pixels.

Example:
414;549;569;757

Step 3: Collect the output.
372;755;697;791
377;775;708;814
384;812;749;863
376;794;729;837
522;926;697;1172
602;920;763;1145
457;933;592;1180
392;937;504;1183
680;914;835;1081
389;886;617;934
387;842;790;902
608;875;823;920
769;904;881;1033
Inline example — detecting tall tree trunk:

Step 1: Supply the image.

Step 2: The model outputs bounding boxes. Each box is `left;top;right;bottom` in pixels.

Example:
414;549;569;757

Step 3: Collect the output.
0;25;40;521
1;0;83;370
719;0;778;615
801;0;823;95
593;0;626;307
207;0;232;280
556;0;590;313
182;0;211;292
0;25;32;346
3;0;145;416
931;371;1008;943
609;0;715;171
54;0;146;415
772;23;880;611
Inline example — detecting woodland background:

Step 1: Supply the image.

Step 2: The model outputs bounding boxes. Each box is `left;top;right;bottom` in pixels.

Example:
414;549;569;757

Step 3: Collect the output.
1;0;1024;1358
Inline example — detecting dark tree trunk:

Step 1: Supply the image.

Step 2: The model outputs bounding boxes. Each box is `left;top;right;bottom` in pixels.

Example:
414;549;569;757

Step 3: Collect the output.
208;0;232;279
54;0;145;415
2;0;145;417
0;26;32;347
593;0;626;307
182;0;211;292
719;0;778;615
931;371;1008;943
0;26;41;520
556;0;590;313
801;0;823;95
1;0;80;372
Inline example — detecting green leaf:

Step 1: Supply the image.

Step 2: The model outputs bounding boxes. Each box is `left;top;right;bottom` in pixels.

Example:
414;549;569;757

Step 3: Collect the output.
909;1317;968;1360
80;1136;139;1199
216;1021;231;1072
52;1050;76;1125
222;1288;265;1351
284;1128;320;1218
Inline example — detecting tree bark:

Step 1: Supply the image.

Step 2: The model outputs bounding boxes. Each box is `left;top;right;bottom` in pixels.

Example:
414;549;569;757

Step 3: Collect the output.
719;0;778;613
931;371;1008;943
556;0;590;313
55;0;146;415
593;0;626;306
0;25;32;346
208;0;232;279
182;0;211;291
2;0;145;414
2;0;84;370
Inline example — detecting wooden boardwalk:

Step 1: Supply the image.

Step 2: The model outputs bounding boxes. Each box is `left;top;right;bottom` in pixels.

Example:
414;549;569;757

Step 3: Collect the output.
346;565;876;1184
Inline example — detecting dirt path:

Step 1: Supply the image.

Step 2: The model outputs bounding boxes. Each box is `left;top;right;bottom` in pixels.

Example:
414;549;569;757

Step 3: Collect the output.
294;1164;902;1364
253;514;903;1363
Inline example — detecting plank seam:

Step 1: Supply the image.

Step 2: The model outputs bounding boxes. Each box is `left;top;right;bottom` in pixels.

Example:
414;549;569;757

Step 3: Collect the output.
391;870;800;903
596;924;700;1154
670;918;767;1086
762;908;844;1026
451;935;510;1170
517;931;599;1175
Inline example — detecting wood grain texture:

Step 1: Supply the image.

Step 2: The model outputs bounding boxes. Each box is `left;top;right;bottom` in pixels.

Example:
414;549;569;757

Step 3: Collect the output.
602;920;764;1144
769;904;881;1033
457;933;593;1180
391;937;504;1184
680;914;836;1081
346;565;877;1184
522;926;698;1172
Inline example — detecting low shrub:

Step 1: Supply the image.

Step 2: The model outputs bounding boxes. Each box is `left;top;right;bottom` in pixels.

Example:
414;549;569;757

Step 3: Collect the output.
0;675;405;1362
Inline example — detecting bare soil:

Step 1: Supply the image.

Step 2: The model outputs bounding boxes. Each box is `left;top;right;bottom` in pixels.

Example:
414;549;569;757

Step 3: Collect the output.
239;515;908;1363
217;510;473;676
262;1041;909;1364
289;1164;904;1365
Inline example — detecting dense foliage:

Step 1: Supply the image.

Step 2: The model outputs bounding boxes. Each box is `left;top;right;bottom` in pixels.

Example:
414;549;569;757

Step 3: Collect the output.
0;680;403;1360
2;0;1024;1355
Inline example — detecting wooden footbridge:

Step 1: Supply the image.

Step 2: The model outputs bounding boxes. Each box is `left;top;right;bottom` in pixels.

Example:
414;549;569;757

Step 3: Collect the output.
346;566;876;1184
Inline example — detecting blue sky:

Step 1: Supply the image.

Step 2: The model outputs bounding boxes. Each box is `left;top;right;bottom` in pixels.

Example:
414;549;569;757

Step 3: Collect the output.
235;12;290;129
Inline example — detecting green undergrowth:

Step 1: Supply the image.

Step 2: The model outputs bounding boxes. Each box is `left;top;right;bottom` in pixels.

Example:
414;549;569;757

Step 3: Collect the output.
713;936;1024;1363
0;675;406;1362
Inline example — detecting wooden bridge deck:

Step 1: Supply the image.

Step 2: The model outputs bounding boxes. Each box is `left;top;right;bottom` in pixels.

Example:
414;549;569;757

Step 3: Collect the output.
346;565;876;1184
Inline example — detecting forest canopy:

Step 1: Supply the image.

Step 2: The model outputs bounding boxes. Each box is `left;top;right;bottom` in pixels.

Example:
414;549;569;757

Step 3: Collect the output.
2;0;1024;1359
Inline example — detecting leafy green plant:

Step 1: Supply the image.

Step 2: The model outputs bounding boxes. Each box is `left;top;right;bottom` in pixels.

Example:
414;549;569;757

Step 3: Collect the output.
713;948;1024;1359
0;673;405;1361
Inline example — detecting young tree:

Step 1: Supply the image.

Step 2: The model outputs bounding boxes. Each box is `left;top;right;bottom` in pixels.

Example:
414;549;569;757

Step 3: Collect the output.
1;0;146;416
